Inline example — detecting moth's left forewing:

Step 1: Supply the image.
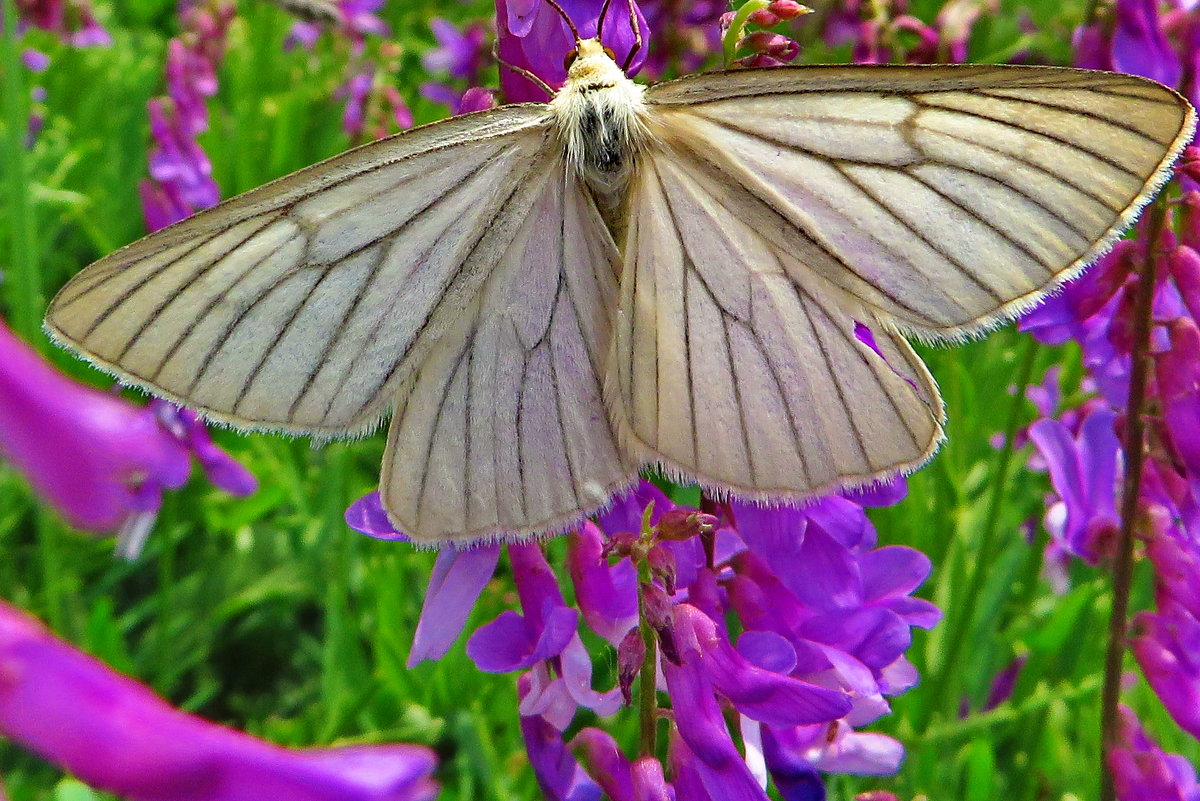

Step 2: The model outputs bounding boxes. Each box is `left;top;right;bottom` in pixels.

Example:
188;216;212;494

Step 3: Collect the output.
643;65;1196;341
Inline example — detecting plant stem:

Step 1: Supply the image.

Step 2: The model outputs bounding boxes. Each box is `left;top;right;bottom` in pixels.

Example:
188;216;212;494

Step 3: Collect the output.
721;0;769;66
926;334;1039;723
1099;201;1164;801
0;0;43;343
636;557;658;757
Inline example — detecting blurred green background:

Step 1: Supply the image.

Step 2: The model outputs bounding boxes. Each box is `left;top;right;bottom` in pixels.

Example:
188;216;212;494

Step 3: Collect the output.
1;0;1196;798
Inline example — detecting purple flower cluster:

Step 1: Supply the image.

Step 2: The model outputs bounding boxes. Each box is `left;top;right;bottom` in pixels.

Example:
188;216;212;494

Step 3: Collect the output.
720;1;811;69
1109;705;1200;801
282;0;408;142
139;0;234;231
420;18;491;114
11;0;111;147
1017;1;1200;796
12;0;110;47
822;0;990;64
353;480;938;799
1;318;254;555
339;3;940;797
285;0;387;52
1074;0;1200;110
0;599;438;801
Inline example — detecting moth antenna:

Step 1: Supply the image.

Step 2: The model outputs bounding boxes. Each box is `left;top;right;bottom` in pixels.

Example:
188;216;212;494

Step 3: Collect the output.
541;0;582;43
492;41;556;99
595;0;616;39
620;0;642;71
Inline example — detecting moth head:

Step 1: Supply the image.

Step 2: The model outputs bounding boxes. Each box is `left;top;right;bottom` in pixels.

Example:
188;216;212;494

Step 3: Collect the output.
563;37;621;80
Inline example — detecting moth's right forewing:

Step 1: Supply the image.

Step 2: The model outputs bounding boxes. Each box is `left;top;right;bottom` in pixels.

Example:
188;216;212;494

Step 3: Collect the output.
645;65;1195;341
46;105;555;437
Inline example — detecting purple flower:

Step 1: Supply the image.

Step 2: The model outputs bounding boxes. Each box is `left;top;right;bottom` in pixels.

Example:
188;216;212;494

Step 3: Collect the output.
337;64;414;141
519;675;602;801
1112;0;1182;86
423;18;488;80
14;0;110;46
146;97;219;215
669;603;853;728
660;649;777;800
407;544;501;667
1108;706;1200;801
496;0;648;101
567;522;638;646
1028;409;1122;564
1;320;253;551
1132;607;1200;739
0;600;438;801
572;728;635;801
141;0;233;230
288;0;388;52
468;544;579;672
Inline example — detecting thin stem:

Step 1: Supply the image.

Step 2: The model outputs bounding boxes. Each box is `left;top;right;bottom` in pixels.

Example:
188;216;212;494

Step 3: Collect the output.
636;557;658;757
0;0;43;343
1099;201;1165;801
925;334;1039;723
721;0;770;67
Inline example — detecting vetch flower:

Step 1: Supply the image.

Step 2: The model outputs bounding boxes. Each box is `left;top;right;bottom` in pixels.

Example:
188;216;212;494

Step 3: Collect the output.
519;675;602;801
424;18;488;79
141;0;233;230
1108;705;1200;801
287;0;388;52
0;320;253;554
1028;409;1122;563
0;600;438;801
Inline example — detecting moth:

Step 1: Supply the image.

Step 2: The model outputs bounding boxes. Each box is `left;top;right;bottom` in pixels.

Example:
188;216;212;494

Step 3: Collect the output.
45;16;1196;545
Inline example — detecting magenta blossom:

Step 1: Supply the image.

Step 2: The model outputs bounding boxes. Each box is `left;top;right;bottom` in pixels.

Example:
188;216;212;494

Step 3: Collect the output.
286;0;388;51
0;600;437;801
140;0;233;230
1109;705;1200;801
3;320;253;551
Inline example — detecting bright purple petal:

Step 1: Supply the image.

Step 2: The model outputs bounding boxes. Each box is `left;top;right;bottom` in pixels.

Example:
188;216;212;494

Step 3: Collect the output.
345;492;408;541
408;545;501;666
0;601;438;801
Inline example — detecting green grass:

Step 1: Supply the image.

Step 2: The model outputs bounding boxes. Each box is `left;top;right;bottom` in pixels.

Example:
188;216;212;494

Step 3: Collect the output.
0;0;1196;798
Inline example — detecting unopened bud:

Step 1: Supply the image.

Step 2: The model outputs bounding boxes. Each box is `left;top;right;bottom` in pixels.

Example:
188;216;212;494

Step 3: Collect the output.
732;53;787;68
602;530;638;558
656;509;717;541
1179;145;1200;185
647;544;677;595
617;628;645;706
747;8;780;27
768;0;812;19
739;30;800;62
641;582;679;664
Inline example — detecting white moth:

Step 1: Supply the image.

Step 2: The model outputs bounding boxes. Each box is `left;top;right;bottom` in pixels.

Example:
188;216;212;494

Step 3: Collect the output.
45;36;1196;545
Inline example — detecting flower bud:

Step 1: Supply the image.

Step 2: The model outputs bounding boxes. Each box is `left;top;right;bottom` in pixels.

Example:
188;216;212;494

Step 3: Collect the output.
747;9;780;27
768;0;812;19
656;509;717;542
602;530;639;558
617;628;645;706
641;582;679;664
647;544;677;595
